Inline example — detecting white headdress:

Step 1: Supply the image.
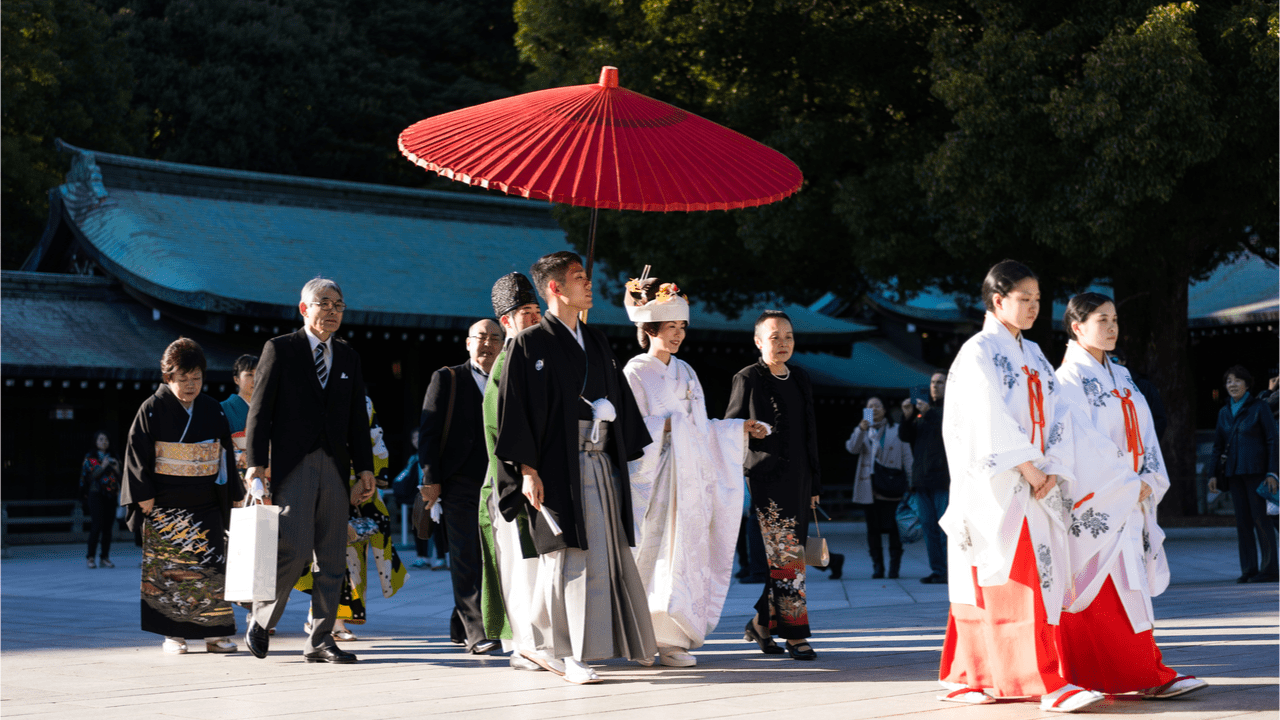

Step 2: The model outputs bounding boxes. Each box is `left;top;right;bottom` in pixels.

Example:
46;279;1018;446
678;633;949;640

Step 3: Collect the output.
624;265;689;323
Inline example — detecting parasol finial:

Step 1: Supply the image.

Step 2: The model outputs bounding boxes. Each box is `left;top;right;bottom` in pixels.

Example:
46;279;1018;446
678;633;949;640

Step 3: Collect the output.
598;66;619;88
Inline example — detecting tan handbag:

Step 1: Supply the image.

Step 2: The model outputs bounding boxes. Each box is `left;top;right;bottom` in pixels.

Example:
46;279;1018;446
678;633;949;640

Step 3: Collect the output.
805;508;829;567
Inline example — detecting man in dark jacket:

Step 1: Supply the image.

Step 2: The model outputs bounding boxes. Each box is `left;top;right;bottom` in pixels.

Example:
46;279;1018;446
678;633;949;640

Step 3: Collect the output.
419;319;504;655
898;372;949;584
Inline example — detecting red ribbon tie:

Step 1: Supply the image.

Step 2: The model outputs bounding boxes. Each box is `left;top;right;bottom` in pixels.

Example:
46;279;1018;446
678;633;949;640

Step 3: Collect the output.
1111;388;1146;473
1023;365;1045;453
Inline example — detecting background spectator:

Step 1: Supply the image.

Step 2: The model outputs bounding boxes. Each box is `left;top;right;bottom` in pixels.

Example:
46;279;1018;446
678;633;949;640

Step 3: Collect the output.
1208;365;1279;583
898;372;949;584
80;430;121;569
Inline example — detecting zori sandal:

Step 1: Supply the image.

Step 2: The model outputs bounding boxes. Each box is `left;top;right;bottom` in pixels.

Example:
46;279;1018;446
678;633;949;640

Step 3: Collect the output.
938;687;996;705
1041;685;1106;713
1142;676;1207;699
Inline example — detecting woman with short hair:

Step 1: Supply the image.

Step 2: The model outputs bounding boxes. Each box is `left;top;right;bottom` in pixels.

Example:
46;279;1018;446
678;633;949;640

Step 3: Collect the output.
846;396;913;578
121;337;242;654
1208;364;1279;583
1054;292;1205;698
727;310;822;661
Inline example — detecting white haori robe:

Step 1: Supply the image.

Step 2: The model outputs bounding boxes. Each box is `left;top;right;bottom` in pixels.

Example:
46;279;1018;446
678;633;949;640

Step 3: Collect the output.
1055;341;1170;632
624;354;745;650
939;313;1076;624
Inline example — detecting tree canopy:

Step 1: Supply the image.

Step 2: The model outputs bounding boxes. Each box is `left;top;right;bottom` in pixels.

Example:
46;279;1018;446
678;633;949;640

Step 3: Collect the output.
2;0;141;267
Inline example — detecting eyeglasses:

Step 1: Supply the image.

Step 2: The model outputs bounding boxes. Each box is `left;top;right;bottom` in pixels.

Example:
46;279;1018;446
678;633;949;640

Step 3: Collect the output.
468;333;503;345
308;300;347;313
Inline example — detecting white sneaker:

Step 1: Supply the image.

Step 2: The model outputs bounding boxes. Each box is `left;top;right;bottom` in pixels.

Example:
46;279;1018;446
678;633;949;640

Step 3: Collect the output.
162;637;187;654
1041;684;1106;713
205;637;237;653
658;647;696;667
562;658;601;684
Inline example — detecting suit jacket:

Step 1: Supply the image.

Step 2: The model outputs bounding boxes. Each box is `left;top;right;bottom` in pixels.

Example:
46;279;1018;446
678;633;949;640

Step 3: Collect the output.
245;328;374;487
419;361;488;498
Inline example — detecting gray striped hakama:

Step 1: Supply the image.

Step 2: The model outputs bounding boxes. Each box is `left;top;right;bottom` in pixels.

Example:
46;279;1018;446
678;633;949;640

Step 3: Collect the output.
532;421;657;662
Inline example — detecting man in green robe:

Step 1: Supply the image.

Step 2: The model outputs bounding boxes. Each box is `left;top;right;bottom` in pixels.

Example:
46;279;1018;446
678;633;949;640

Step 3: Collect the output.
477;272;563;674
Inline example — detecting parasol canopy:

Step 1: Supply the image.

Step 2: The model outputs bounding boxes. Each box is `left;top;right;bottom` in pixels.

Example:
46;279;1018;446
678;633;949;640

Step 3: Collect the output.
398;66;803;213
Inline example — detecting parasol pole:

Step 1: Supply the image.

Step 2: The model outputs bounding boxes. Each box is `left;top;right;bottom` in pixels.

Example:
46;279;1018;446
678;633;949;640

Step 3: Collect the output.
580;207;599;323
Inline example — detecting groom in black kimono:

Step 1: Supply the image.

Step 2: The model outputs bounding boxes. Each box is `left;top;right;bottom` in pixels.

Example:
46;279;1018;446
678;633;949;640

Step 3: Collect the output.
494;251;656;684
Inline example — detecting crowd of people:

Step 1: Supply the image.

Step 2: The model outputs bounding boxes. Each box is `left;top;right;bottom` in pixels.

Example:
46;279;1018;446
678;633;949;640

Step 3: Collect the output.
105;253;1275;708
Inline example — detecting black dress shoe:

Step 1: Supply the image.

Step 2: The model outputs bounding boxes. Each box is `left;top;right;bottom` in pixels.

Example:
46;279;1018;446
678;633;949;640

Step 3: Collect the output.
470;638;502;655
1236;573;1257;584
920;573;947;584
827;553;845;580
1247;573;1279;583
245;621;269;659
304;645;357;664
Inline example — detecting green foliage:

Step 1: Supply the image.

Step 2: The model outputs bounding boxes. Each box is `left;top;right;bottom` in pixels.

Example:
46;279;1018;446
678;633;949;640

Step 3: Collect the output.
516;0;961;315
1;0;140;267
105;0;530;188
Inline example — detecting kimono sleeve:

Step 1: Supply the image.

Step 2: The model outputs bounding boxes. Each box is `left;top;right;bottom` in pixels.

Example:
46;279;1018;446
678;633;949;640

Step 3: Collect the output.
942;341;1042;488
623;364;667;477
613;357;652;463
217;405;245;505
726;370;752;420
494;334;544;473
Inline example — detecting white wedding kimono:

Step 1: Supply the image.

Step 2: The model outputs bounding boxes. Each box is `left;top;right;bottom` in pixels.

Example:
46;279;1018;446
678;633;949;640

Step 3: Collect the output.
939;314;1076;623
624;354;745;650
1055;341;1170;632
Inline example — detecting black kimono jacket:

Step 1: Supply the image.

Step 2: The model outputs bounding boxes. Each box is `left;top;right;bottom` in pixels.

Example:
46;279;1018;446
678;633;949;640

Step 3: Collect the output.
725;359;822;496
120;385;241;531
494;314;650;554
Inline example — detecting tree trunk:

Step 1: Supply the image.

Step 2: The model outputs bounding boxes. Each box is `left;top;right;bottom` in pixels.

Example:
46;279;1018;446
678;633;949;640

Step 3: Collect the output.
1114;253;1196;518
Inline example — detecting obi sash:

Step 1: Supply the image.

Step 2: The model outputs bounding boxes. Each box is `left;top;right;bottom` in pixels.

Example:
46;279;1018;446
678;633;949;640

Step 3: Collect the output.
154;440;222;477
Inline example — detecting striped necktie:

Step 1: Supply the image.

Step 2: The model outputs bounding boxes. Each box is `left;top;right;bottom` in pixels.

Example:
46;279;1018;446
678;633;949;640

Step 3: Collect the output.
314;343;328;387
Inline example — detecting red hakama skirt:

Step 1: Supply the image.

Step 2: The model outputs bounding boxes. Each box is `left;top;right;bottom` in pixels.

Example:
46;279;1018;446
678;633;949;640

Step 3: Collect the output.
939;520;1066;697
1056;575;1177;692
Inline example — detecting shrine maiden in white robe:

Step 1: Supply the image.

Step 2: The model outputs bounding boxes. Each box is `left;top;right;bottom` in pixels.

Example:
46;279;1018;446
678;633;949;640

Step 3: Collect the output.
625;354;745;650
939;314;1076;623
1055;341;1170;631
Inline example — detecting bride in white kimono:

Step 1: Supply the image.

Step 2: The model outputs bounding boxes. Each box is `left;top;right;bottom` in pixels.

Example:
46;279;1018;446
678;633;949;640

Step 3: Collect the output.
1054;293;1206;699
936;260;1104;714
622;273;765;668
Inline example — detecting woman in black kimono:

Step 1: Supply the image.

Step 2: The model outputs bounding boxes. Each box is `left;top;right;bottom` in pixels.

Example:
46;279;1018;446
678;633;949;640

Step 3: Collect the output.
726;311;821;661
121;337;242;654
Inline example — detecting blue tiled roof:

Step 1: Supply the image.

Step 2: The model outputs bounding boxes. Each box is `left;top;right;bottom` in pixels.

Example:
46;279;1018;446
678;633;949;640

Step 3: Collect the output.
42;143;872;338
2;271;242;377
790;340;937;391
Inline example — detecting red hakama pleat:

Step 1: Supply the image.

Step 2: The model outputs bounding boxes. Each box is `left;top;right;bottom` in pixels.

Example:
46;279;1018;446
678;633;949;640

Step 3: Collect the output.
939;520;1066;697
1056;575;1177;693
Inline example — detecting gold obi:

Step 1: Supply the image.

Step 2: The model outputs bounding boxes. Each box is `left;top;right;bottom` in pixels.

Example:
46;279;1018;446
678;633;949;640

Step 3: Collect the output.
154;440;221;477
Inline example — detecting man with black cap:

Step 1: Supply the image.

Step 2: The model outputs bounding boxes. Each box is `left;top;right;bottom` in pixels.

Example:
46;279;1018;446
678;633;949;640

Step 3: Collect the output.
477;272;566;673
419;317;504;655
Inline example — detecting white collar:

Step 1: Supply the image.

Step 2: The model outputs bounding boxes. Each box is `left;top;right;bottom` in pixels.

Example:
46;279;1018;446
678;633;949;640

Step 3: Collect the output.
304;325;331;354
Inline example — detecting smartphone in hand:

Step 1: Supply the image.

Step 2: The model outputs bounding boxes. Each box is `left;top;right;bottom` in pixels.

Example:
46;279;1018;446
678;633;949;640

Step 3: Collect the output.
862;408;874;423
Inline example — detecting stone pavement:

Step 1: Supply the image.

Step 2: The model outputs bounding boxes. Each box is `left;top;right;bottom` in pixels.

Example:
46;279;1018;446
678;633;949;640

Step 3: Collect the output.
2;523;1276;719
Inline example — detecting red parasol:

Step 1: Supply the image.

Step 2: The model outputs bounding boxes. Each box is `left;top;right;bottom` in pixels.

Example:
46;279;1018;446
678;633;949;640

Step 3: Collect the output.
398;66;802;278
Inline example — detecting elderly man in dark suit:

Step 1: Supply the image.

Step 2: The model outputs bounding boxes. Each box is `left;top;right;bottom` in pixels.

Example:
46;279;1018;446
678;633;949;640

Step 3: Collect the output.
243;277;375;664
419;318;503;655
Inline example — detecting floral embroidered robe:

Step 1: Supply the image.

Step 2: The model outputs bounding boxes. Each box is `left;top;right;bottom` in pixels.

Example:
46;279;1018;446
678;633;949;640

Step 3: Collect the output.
624;354;745;650
1055;341;1170;632
939;313;1076;623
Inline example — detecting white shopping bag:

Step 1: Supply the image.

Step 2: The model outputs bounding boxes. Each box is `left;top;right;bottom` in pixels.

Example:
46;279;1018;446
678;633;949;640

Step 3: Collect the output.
223;485;281;602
